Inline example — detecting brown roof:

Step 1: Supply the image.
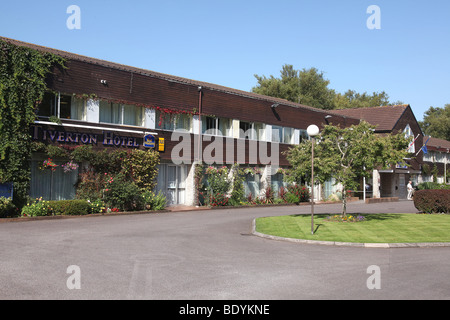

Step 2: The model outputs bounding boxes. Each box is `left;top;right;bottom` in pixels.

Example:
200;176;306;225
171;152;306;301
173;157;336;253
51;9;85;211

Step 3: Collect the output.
425;136;450;151
0;36;331;116
329;105;409;131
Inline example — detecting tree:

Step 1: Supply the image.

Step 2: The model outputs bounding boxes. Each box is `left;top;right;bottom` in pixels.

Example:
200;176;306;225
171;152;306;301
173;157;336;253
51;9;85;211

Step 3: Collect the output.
333;90;393;110
419;105;450;141
285;121;409;215
252;64;399;110
252;64;335;110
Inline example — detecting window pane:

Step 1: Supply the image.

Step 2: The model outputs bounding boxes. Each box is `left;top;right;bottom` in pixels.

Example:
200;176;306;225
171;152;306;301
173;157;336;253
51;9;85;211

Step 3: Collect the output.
272;126;282;143
219;118;232;137
254;122;265;140
37;92;56;117
175;114;191;132
100;101;121;124
203;116;217;134
156;110;174;130
123;104;143;126
283;127;293;144
239;121;252;139
60;95;72;119
299;129;309;143
71;97;85;120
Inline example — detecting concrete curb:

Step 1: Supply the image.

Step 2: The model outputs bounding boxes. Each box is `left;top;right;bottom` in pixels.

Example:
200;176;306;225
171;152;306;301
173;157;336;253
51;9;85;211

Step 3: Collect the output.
251;219;450;249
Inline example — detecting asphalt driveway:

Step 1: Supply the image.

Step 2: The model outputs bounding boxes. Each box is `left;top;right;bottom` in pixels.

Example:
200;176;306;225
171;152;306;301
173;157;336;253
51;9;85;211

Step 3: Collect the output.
1;200;449;300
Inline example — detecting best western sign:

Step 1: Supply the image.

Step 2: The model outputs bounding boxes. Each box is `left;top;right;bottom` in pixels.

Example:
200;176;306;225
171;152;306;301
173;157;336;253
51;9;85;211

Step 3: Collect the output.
32;125;157;149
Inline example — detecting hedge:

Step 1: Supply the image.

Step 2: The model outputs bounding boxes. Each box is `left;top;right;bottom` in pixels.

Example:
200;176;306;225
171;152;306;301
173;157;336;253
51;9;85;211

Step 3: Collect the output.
48;200;92;216
414;189;450;214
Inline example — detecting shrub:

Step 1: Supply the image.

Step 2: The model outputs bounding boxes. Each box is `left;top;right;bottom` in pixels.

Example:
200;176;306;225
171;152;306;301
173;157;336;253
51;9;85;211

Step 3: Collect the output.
48;200;92;215
88;199;106;214
260;186;275;204
417;182;450;190
142;190;167;211
122;149;160;190
76;171;113;201
229;164;245;206
205;166;231;196
21;197;51;217
206;192;229;207
278;186;288;203
286;184;310;203
103;173;144;211
414;189;450;214
0;197;18;218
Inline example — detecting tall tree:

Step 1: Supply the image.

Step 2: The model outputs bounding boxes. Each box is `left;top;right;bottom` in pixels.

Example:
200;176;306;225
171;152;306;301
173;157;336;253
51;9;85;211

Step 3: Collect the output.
252;64;335;110
333;90;392;110
419;105;450;141
252;64;398;110
285;121;409;215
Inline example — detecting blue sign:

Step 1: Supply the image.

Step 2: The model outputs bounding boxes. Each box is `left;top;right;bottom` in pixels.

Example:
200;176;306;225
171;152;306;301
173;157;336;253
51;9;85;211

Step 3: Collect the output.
143;134;156;148
0;183;13;199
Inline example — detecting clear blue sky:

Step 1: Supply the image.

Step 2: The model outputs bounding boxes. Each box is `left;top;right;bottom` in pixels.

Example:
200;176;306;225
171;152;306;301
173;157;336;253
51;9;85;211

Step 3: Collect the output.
1;0;449;121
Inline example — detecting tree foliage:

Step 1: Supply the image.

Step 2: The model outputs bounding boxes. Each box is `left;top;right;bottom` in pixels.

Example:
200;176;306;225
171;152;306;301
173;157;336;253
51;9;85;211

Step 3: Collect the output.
419;104;450;141
0;39;65;207
252;64;399;110
285;121;409;215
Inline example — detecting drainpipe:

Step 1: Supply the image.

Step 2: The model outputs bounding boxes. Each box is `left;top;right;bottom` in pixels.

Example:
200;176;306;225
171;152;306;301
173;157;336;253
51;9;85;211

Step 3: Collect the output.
197;86;203;162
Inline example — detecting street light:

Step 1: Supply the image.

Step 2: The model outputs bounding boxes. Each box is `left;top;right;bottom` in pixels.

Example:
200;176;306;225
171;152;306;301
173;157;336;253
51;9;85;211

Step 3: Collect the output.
307;125;320;235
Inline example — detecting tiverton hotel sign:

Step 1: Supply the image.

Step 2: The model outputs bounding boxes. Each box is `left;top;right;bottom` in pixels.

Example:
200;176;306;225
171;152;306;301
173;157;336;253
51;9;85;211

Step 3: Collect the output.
31;124;157;149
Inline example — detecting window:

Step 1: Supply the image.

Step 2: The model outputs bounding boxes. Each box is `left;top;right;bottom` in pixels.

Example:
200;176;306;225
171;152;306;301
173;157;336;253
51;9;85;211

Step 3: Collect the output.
271;126;283;143
202;116;232;136
100;101;144;126
219;118;233;137
123;104;143;126
174;114;192;132
30;159;78;200
240;121;265;140
156;110;174;130
283;127;294;144
203;116;218;134
239;121;252;139
272;126;296;144
100;102;121;124
404;124;415;153
37;92;57;117
37;92;85;120
299;129;309;143
244;170;261;197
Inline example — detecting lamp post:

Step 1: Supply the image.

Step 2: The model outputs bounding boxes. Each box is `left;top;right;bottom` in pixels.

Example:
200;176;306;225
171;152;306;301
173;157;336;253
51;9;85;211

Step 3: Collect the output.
307;125;320;235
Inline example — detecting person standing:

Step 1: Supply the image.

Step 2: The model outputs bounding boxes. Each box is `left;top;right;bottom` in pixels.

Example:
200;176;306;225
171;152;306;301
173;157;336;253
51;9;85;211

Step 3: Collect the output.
407;180;414;200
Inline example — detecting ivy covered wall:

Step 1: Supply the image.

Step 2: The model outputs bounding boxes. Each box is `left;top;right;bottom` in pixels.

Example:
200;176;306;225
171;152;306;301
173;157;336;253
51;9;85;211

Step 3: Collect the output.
0;39;65;206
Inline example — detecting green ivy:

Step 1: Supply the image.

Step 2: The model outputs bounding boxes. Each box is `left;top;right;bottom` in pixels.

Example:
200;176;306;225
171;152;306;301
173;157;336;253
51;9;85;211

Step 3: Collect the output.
0;39;65;207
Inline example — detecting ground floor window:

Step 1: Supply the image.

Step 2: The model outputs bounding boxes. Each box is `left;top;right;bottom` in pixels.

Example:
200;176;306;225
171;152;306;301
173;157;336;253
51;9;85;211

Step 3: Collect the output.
271;172;288;196
244;173;261;198
30;159;78;200
155;164;187;205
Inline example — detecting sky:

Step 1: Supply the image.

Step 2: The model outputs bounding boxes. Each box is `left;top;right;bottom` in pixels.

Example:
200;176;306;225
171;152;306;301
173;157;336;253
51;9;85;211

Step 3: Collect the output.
1;0;449;121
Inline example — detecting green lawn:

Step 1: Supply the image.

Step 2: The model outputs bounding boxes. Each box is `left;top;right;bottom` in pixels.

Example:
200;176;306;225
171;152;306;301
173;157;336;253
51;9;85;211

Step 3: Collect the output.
255;214;450;243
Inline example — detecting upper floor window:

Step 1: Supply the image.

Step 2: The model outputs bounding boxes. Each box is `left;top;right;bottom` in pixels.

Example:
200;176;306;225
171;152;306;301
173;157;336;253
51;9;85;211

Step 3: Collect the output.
100;101;143;126
404;124;415;153
202;116;232;137
155;110;192;132
272;126;294;144
299;129;309;143
37;92;85;121
240;121;265;140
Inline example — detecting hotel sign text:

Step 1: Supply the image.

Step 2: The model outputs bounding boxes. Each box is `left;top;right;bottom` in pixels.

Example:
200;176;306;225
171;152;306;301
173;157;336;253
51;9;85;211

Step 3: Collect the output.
32;126;154;149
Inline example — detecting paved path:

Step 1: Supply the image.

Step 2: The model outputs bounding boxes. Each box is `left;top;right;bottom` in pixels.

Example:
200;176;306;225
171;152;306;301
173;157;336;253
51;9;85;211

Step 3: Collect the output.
1;200;449;300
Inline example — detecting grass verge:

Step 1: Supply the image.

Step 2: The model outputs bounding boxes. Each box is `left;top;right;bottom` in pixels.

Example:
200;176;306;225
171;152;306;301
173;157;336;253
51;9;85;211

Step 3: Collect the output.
255;214;450;243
